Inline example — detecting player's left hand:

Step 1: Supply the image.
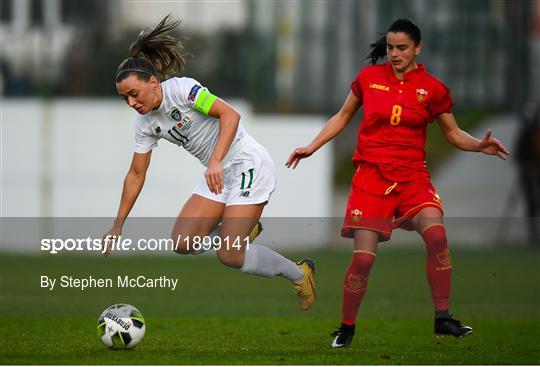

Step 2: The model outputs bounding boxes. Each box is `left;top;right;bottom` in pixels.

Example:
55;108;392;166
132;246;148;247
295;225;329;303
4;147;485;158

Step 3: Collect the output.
286;146;314;169
478;129;510;160
205;158;224;195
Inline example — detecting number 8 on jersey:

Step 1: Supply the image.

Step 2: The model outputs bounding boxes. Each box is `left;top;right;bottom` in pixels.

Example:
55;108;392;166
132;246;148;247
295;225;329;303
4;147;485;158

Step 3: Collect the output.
390;104;402;126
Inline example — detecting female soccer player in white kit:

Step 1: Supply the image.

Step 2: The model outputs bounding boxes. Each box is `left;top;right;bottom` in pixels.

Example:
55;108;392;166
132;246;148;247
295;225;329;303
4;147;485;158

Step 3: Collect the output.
102;15;315;310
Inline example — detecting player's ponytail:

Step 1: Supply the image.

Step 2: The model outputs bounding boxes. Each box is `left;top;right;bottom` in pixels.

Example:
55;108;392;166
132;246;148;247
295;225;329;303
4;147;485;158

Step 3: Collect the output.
367;36;387;65
115;14;186;83
367;18;422;65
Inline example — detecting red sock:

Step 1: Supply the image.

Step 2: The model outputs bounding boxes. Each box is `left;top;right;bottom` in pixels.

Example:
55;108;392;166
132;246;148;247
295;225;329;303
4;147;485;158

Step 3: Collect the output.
342;250;376;325
422;225;452;312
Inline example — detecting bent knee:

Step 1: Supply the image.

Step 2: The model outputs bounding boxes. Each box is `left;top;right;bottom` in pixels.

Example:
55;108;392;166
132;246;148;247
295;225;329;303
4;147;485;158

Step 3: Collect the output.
216;250;243;269
422;224;448;249
171;234;191;255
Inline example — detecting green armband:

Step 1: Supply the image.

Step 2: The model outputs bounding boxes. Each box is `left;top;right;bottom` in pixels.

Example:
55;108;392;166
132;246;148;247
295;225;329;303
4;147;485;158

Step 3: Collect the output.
194;89;218;115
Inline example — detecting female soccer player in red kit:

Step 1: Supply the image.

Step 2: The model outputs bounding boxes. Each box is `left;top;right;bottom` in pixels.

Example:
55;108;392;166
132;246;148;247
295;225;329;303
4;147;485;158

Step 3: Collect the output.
286;18;509;348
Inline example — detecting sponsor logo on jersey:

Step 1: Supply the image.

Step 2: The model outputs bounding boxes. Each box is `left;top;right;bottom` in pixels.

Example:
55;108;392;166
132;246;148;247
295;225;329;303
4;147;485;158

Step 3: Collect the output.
176;115;192;130
170;108;182;122
416;88;428;102
155;126;161;134
188;85;202;102
369;83;390;91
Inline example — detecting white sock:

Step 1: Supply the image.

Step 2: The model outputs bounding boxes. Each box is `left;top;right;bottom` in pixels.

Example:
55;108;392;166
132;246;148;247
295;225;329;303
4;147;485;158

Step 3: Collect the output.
240;243;304;282
190;226;220;255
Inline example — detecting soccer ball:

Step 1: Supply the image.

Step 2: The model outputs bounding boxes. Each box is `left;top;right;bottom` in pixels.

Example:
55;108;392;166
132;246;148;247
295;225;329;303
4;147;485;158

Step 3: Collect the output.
97;304;146;349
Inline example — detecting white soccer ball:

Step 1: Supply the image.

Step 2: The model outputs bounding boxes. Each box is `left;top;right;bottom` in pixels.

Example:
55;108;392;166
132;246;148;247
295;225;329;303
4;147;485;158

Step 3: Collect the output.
97;304;146;349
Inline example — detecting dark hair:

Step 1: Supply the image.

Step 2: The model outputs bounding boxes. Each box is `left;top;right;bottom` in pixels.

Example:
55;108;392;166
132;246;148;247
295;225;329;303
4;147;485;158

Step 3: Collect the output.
115;14;186;83
367;18;422;65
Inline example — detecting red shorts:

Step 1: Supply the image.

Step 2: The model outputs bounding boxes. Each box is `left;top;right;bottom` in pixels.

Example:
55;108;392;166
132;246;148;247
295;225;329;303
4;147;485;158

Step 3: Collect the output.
341;163;443;241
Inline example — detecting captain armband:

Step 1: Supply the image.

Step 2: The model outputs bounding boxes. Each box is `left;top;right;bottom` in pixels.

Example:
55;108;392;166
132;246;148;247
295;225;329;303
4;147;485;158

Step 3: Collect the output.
194;89;218;116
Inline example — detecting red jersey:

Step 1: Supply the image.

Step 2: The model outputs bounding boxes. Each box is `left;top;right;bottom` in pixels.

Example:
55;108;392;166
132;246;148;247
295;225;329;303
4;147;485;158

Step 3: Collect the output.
351;62;453;182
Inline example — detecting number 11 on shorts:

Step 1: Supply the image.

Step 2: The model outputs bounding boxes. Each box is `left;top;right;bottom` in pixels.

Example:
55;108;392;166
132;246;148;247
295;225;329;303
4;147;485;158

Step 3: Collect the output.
240;169;254;190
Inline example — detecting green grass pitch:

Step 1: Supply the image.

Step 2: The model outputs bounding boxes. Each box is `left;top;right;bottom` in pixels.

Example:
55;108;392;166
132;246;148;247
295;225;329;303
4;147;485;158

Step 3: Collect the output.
1;248;539;364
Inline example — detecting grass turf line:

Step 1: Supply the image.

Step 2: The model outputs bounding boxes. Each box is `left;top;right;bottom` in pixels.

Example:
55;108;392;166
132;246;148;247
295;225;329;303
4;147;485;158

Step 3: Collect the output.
1;317;538;364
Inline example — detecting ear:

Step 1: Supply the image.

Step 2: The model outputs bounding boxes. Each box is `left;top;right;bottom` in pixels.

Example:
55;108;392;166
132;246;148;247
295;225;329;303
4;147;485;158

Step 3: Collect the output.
149;75;160;89
415;41;423;56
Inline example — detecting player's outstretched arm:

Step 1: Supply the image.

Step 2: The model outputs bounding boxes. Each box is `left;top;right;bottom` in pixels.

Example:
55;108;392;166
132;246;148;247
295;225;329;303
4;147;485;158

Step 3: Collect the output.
102;151;152;256
437;112;510;160
286;92;361;169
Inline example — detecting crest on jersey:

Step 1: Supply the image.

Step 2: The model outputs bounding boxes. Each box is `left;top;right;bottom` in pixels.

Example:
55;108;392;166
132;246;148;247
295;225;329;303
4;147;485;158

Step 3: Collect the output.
350;209;362;222
170;108;182;122
416;88;428;102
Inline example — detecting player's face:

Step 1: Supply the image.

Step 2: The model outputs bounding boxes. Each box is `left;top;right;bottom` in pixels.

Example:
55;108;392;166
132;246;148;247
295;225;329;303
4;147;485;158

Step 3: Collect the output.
386;32;422;74
116;75;161;114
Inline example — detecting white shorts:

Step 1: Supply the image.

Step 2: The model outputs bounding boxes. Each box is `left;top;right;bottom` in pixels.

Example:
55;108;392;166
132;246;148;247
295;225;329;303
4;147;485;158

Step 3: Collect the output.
193;138;277;206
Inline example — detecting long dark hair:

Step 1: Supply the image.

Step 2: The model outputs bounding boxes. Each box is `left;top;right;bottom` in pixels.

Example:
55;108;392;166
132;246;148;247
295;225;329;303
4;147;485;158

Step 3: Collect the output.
115;14;186;83
367;18;422;65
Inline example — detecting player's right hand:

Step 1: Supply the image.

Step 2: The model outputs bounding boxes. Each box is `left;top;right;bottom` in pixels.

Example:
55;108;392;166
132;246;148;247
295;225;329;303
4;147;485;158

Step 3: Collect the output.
102;226;122;257
205;158;224;195
286;147;314;169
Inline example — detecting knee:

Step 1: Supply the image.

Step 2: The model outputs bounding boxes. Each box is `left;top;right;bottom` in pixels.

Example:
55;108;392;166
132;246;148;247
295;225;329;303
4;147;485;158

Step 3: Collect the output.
351;252;376;271
216;250;243;269
422;225;448;249
356;254;376;269
171;232;191;255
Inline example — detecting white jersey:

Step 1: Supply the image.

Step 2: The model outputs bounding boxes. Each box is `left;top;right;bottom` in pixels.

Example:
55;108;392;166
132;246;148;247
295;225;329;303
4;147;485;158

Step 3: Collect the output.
133;77;247;167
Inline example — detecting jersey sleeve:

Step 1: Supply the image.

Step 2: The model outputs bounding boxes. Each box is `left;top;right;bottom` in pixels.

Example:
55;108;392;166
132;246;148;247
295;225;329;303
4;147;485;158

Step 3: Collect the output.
428;82;453;120
133;115;158;153
350;69;363;100
170;77;218;116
